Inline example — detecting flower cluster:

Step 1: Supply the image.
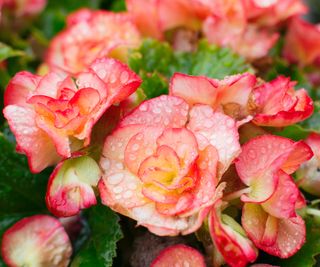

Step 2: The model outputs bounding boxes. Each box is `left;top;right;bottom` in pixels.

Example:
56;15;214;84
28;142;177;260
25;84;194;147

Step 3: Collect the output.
1;0;320;267
127;0;306;59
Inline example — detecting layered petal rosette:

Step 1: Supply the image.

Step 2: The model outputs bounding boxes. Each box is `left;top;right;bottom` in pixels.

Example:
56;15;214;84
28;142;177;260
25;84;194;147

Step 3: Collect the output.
1;215;72;267
99;95;241;236
297;133;320;196
236;135;312;258
283;17;320;67
251;76;313;127
169;72;256;120
46;9;141;74
3;58;141;173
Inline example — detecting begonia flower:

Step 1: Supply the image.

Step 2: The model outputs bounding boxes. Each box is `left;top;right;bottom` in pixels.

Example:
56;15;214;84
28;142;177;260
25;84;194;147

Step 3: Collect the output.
150;244;206;267
283;17;320;67
243;0;307;27
242;201;306;258
236;135;311;258
251;76;313;127
46;9;141;74
1;0;46;16
1;215;72;267
201;0;279;60
169;72;256;120
99;95;240;236
126;0;214;40
208;200;258;267
235;135;312;203
297;133;320;196
203;13;279;60
3;58;141;173
46;156;101;217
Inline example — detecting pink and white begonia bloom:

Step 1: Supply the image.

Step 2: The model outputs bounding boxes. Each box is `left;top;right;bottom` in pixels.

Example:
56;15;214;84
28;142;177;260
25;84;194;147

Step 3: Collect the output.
236;135;310;258
242;202;306;258
46;156;101;217
203;18;279;60
202;0;279;60
235;135;313;203
3;58;141;173
298;133;320;196
208;200;258;267
99;95;240;236
2;0;46;16
126;0;214;40
243;0;307;27
46;9;141;74
1;215;72;267
283;17;320;67
169;72;256;120
252;76;314;127
150;244;206;267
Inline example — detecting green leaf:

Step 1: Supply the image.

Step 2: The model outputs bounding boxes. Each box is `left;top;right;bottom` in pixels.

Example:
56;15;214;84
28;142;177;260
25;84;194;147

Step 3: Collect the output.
71;204;123;267
186;41;254;78
271;124;310;141
0;42;25;62
109;0;126;11
269;216;320;267
299;101;320;133
0;134;49;214
128;39;253;99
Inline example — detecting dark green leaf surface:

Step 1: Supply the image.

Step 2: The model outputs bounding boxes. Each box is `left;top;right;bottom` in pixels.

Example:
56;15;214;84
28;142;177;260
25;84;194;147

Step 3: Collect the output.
299;101;320;133
0;134;49;214
71;204;123;267
272;124;310;141
128;39;253;99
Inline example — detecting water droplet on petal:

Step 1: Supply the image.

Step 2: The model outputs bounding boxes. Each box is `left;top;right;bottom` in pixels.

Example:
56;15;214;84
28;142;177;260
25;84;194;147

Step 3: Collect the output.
132;144;140;151
113;185;123;194
123;191;133;198
139;104;148;112
153;107;161;114
109;73;117;83
248;149;256;159
116;162;124;170
120;71;129;83
107;173;124;185
101;158;111;170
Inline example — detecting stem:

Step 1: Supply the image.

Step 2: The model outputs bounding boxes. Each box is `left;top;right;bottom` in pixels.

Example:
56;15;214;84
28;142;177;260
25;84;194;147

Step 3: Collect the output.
223;187;251;202
310;199;320;206
306;208;320;217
